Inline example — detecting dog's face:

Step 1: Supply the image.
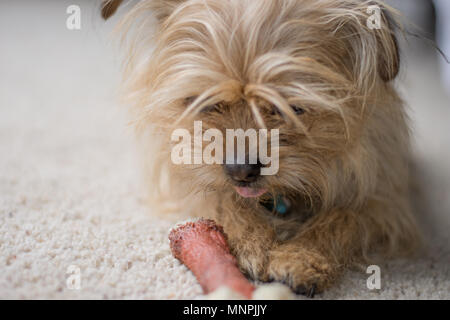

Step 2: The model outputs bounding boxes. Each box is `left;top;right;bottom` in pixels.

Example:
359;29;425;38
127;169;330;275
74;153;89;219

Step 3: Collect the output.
105;0;400;207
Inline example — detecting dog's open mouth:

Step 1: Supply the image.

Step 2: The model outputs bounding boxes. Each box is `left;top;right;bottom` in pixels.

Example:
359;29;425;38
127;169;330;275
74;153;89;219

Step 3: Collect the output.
234;186;268;198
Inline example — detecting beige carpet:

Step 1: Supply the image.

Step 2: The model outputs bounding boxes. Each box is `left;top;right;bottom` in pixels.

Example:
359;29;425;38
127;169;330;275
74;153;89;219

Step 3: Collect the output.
1;0;449;299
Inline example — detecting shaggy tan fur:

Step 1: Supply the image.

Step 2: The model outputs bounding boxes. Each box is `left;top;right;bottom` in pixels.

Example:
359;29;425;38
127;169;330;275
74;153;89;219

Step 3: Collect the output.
103;0;421;295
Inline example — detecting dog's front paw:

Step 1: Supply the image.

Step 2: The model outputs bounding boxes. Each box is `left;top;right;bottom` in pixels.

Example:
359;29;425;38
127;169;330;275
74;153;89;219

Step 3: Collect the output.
293;283;317;298
267;246;336;297
233;247;271;283
225;227;275;283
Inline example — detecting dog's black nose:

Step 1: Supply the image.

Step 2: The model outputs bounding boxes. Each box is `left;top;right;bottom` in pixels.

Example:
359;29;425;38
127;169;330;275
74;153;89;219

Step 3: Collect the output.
224;163;261;183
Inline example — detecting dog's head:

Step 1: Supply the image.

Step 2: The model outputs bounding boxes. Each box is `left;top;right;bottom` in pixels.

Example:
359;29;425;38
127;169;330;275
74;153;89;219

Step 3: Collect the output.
106;0;401;209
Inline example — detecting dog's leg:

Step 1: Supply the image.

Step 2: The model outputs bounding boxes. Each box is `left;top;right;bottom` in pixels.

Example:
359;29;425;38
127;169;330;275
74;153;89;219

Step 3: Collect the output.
266;209;351;296
267;240;339;297
214;209;276;283
267;200;420;296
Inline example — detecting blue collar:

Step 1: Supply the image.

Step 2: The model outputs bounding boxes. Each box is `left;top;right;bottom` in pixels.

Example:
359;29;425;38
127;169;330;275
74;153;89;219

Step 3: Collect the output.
260;195;290;215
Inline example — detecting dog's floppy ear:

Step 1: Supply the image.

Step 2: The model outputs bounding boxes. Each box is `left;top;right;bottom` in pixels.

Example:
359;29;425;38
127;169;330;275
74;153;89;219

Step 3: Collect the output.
101;0;124;20
101;0;186;21
376;10;400;82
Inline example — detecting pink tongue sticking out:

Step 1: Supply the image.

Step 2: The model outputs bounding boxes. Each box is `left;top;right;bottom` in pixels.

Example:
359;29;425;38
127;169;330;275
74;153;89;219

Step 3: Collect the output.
234;187;268;198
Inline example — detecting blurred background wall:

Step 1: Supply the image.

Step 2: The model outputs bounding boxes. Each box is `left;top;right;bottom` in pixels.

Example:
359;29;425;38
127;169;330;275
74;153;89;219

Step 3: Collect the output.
389;0;450;94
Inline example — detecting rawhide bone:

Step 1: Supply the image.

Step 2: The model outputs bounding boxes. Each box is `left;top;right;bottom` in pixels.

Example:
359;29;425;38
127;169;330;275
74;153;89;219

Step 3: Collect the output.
169;219;255;299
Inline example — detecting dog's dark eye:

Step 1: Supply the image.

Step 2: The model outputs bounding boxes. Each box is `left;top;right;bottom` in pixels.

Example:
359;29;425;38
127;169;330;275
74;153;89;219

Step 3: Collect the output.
201;104;222;113
184;96;197;106
271;105;305;116
290;105;305;115
270;107;281;116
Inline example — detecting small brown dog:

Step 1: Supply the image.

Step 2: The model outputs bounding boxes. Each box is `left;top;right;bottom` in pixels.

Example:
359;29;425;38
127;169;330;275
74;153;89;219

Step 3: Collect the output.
103;0;420;296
